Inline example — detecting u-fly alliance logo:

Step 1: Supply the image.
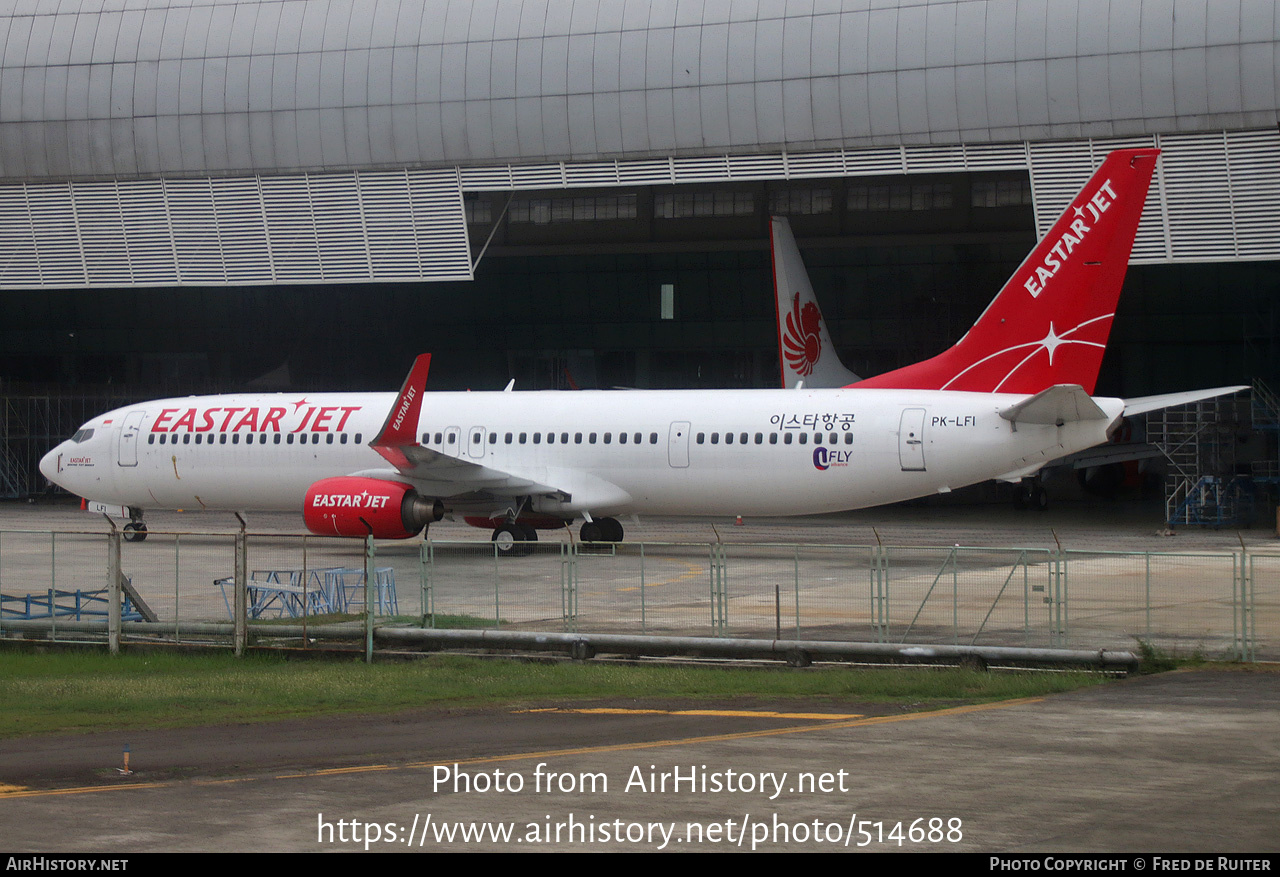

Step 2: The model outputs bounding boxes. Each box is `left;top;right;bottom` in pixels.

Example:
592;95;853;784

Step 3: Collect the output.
783;292;823;377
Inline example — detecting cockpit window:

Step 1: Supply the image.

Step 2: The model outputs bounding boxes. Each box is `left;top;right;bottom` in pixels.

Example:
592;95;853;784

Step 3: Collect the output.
70;428;95;442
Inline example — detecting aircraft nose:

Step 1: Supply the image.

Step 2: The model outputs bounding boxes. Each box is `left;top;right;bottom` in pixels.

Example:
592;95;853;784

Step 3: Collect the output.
39;444;63;485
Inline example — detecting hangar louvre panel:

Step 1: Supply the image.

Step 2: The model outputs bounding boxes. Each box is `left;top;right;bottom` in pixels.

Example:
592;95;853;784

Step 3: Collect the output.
0;168;472;288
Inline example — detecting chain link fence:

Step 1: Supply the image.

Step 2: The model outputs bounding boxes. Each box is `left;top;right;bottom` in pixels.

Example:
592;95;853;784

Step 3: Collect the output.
0;529;1274;661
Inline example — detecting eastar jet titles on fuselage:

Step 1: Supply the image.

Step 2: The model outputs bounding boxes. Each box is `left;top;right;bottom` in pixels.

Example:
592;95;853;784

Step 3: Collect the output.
39;148;1245;550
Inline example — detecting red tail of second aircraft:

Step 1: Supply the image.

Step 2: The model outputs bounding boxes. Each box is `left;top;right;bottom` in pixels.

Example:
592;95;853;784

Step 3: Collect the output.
856;148;1159;395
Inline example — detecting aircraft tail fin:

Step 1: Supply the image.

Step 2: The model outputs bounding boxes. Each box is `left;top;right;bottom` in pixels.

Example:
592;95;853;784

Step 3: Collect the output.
771;216;861;388
857;148;1160;394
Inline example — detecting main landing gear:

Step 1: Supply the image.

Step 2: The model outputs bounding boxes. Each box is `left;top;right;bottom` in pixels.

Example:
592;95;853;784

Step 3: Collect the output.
1013;480;1049;512
123;508;148;542
491;521;538;556
580;517;623;543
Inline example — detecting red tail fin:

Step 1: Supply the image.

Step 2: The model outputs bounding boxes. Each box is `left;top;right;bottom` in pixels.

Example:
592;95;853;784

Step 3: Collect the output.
856;148;1159;394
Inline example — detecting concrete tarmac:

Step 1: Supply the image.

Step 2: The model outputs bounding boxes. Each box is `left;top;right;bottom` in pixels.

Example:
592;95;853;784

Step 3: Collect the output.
0;668;1277;853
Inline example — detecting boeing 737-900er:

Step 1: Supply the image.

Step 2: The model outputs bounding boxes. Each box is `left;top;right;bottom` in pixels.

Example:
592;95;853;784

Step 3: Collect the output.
40;148;1244;552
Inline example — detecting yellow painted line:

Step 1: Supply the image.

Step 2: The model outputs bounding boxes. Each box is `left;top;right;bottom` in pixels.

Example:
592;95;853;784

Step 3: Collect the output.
519;707;864;720
0;783;29;794
2;697;1043;799
1;781;170;799
401;697;1045;770
616;558;704;592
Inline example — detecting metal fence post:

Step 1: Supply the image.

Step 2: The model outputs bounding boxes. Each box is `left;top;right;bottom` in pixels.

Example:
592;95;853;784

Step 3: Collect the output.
492;540;501;628
561;542;578;632
421;540;433;628
107;527;122;655
871;544;887;643
233;531;247;656
639;542;647;633
364;534;375;663
1237;550;1254;662
788;542;798;640
1048;549;1068;648
49;532;56;641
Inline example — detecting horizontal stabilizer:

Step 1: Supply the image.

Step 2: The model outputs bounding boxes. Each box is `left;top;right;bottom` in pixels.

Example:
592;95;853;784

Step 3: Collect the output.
1123;386;1248;417
999;384;1109;427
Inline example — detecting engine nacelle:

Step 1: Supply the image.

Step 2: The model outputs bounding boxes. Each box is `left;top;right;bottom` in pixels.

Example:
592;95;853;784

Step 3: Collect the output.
304;477;443;538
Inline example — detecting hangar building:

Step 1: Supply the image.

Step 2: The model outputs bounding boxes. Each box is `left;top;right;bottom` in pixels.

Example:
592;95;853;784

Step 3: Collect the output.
1;0;1278;500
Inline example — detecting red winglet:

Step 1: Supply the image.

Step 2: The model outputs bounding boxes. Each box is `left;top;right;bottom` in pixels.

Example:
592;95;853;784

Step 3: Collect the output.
371;354;431;469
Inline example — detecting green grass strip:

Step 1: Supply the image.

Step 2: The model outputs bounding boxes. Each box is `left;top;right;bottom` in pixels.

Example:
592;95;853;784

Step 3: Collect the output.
0;649;1110;739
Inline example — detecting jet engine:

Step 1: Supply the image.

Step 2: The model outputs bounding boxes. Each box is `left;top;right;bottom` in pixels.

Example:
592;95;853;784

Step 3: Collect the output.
303;476;443;538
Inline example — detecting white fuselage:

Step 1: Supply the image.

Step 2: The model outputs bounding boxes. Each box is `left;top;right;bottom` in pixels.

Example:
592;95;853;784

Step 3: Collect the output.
41;387;1122;521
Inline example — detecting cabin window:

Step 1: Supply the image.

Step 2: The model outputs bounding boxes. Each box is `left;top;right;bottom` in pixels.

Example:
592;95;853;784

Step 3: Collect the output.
754;433;763;444
813;433;821;445
533;433;541;444
547;432;556;444
232;434;239;445
421;433;428;443
844;433;853;445
147;435;155;444
739;432;748;444
355;433;362;443
784;433;792;445
219;434;227;445
326;434;334;444
769;433;778;444
274;434;282;445
341;434;348;444
711;433;719;444
434;432;443;444
603;432;611;444
589;432;597;443
489;432;497;444
799;433;807;444
519;432;527;444
287;434;294;444
183;434;190;444
473;433;482;444
505;432;513;443
575;433;583;444
561;432;570;443
650;433;658;444
446;433;455;445
696;433;705;444
619;432;628;444
725;432;733;445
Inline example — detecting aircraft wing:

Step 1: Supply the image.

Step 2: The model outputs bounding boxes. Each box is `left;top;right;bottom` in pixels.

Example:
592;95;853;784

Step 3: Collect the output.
1122;386;1249;417
366;354;571;501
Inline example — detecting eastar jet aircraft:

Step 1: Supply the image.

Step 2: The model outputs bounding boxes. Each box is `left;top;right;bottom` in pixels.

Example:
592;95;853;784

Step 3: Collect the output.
41;148;1244;552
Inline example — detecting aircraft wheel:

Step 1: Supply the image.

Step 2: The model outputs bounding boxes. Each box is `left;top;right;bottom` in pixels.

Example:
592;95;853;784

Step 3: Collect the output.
518;523;538;542
492;522;527;556
1030;482;1049;512
580;521;603;543
597;517;624;543
123;522;148;543
1008;481;1029;509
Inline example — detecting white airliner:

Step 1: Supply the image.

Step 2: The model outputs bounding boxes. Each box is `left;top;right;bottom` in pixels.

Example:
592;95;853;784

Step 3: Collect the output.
40;148;1243;551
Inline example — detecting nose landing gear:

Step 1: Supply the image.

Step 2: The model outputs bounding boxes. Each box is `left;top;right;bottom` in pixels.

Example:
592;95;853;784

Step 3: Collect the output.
122;508;148;542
